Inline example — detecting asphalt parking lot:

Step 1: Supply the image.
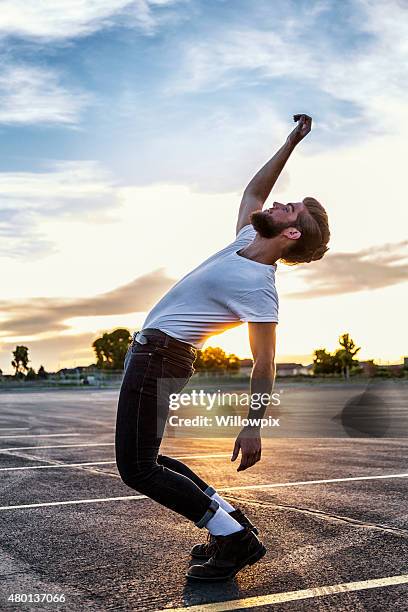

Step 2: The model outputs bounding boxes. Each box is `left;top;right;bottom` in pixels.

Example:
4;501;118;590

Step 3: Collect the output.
0;381;407;611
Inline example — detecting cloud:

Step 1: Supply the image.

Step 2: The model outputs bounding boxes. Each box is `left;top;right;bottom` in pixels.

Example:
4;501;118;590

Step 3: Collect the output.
128;102;291;194
0;269;175;338
168;0;408;138
0;333;96;371
169;24;317;95
286;241;408;298
2;239;406;338
0;63;90;125
0;161;121;259
0;0;184;41
0;2;186;127
318;0;408;133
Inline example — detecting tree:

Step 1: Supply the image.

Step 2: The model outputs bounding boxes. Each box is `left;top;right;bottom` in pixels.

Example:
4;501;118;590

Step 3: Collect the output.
37;365;48;379
11;346;29;377
194;347;225;371
313;334;361;378
226;353;241;372
337;333;361;379
313;348;339;375
92;328;131;370
194;347;240;373
193;350;205;370
26;367;37;381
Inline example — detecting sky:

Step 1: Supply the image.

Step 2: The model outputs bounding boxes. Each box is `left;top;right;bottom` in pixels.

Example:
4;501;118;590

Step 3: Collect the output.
0;0;407;373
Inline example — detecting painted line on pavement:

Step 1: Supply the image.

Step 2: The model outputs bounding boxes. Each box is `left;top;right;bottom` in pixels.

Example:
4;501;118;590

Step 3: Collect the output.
0;454;231;471
1;472;408;511
0;433;84;439
220;472;408;492
0;461;115;471
0;443;113;452
0;495;147;511
167;453;230;460
159;574;408;611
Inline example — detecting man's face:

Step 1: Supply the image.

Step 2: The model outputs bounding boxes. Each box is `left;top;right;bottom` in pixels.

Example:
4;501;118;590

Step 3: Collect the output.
251;201;305;238
265;201;305;224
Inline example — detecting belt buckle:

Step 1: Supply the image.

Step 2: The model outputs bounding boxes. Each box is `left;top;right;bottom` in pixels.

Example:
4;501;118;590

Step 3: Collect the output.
135;331;148;345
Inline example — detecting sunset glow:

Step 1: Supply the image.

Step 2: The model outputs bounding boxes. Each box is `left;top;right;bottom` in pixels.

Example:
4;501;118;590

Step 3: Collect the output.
1;1;407;373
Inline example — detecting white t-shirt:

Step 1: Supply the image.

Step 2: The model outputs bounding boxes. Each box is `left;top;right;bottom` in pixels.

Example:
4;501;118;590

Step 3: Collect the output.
142;224;279;349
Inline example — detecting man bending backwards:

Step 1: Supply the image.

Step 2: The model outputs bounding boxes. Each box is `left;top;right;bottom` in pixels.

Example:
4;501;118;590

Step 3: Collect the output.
115;114;330;581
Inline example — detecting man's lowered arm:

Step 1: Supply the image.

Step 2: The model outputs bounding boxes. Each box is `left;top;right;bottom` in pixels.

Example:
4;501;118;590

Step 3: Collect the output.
231;322;276;472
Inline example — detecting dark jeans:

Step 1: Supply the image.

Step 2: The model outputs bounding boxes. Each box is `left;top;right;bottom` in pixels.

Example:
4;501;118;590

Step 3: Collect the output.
115;328;219;527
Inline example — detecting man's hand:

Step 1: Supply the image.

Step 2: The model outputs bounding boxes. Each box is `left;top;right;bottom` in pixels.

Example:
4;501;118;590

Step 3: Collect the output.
287;114;312;146
231;427;262;471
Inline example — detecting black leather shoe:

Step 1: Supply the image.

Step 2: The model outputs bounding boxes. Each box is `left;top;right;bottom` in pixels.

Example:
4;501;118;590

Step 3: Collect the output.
190;508;258;560
187;527;266;581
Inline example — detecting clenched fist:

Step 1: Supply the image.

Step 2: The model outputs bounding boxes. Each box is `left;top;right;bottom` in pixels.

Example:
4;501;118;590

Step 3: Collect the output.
287;114;312;146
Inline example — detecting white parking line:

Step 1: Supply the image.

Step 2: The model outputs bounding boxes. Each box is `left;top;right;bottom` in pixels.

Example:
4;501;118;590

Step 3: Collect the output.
0;433;84;439
1;472;408;511
0;495;146;511
0;443;113;452
0;454;231;471
159;574;408;611
0;461;115;471
221;472;408;492
167;453;231;460
0;428;30;431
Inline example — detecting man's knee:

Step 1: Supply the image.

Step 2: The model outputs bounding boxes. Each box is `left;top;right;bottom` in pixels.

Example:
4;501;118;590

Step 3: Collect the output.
117;459;160;491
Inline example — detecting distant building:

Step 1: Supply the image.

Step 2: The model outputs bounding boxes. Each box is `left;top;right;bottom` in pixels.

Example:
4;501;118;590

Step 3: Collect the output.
362;361;405;377
54;365;99;384
359;360;377;377
56;365;97;375
381;364;404;376
239;359;253;368
238;359;312;377
276;363;313;377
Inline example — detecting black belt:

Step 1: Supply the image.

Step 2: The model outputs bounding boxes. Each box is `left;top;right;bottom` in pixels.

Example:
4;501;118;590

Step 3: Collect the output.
134;328;197;358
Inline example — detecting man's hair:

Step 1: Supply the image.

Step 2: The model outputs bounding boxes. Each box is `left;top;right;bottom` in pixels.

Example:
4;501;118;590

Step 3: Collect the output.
281;196;330;265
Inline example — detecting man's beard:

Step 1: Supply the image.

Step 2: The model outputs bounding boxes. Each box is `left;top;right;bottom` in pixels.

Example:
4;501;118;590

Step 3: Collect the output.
250;210;292;238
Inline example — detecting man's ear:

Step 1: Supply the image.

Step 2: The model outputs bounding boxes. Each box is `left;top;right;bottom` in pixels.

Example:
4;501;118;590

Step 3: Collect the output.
281;227;301;240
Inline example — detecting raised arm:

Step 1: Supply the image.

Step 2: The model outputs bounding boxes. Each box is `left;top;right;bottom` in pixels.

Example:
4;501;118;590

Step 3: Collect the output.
235;114;312;235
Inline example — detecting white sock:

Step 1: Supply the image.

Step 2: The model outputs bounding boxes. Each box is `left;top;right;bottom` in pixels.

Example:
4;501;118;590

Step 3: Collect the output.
205;507;244;536
211;492;235;513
